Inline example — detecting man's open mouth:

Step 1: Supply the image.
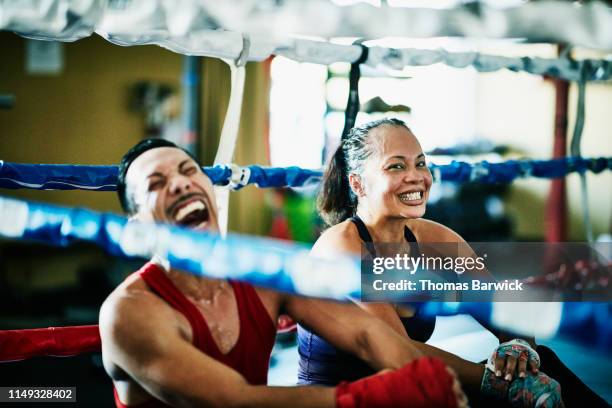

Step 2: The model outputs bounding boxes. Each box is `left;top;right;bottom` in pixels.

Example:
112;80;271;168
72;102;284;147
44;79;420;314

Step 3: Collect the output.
171;196;210;228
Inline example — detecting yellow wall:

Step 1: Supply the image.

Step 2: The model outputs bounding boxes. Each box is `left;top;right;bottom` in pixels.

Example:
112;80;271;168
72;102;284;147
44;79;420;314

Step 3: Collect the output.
475;44;612;240
0;33;271;236
0;33;182;212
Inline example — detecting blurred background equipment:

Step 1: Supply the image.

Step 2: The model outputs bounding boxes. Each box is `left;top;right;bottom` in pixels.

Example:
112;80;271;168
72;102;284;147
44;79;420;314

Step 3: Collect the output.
0;94;15;109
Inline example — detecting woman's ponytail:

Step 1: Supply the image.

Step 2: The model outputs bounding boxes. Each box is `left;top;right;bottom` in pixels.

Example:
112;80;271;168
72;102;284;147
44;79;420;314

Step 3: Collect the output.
317;144;356;227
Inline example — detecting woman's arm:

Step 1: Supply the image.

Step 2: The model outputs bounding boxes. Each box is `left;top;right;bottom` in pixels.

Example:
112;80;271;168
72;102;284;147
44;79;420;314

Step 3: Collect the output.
412;219;539;370
284;295;423;371
311;224;484;392
357;302;485;393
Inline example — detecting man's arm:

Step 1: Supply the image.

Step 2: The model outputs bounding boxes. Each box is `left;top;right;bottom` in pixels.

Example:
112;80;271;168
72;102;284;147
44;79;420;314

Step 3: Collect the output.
284;295;423;371
99;292;334;408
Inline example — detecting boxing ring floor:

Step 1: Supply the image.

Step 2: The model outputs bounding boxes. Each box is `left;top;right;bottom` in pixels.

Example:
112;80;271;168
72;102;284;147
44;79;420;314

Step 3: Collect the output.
267;315;612;404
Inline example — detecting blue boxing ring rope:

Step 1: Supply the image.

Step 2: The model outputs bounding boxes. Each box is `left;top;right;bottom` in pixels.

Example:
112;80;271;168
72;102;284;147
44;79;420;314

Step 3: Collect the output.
1;157;611;191
0;195;360;301
0;194;610;352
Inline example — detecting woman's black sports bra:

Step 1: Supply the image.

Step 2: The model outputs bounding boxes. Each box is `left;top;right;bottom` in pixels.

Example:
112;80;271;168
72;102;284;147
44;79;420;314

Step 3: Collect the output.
296;216;437;386
350;215;436;342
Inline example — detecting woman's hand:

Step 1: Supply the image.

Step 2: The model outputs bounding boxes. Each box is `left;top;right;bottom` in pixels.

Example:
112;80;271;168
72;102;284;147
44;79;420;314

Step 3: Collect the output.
488;339;540;381
481;368;564;408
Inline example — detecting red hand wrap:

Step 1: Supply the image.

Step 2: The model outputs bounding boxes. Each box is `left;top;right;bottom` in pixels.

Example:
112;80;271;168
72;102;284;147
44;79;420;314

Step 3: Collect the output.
335;357;458;408
0;325;101;362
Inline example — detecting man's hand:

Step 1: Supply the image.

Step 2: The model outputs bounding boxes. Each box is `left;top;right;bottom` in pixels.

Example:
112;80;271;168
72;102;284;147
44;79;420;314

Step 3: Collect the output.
336;357;465;408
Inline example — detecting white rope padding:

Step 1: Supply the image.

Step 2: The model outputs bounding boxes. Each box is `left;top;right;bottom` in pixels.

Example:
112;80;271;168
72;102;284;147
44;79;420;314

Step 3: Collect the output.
3;0;611;50
213;35;249;236
212;0;612;51
2;2;611;81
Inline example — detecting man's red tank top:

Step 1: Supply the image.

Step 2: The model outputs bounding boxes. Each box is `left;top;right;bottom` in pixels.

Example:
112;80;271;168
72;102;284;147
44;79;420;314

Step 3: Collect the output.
113;263;277;408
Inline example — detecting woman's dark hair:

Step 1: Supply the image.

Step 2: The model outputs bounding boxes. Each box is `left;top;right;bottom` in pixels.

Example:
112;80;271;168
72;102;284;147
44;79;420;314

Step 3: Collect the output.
317;118;410;226
117;138;200;215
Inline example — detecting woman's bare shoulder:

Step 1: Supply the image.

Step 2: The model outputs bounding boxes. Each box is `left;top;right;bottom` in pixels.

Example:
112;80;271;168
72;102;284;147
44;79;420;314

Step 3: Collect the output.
311;219;362;256
406;218;465;243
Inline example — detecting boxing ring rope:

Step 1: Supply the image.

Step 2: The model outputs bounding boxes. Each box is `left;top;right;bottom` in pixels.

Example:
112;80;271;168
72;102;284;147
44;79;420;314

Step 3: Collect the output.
2;4;612;83
0;194;610;361
106;35;612;82
0;195;361;300
2;1;612;49
0;326;101;362
1;303;610;362
200;1;612;50
1;157;610;191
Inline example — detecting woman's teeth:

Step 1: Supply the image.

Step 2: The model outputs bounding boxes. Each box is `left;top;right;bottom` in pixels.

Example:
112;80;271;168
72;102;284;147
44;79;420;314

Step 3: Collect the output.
399;192;422;202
